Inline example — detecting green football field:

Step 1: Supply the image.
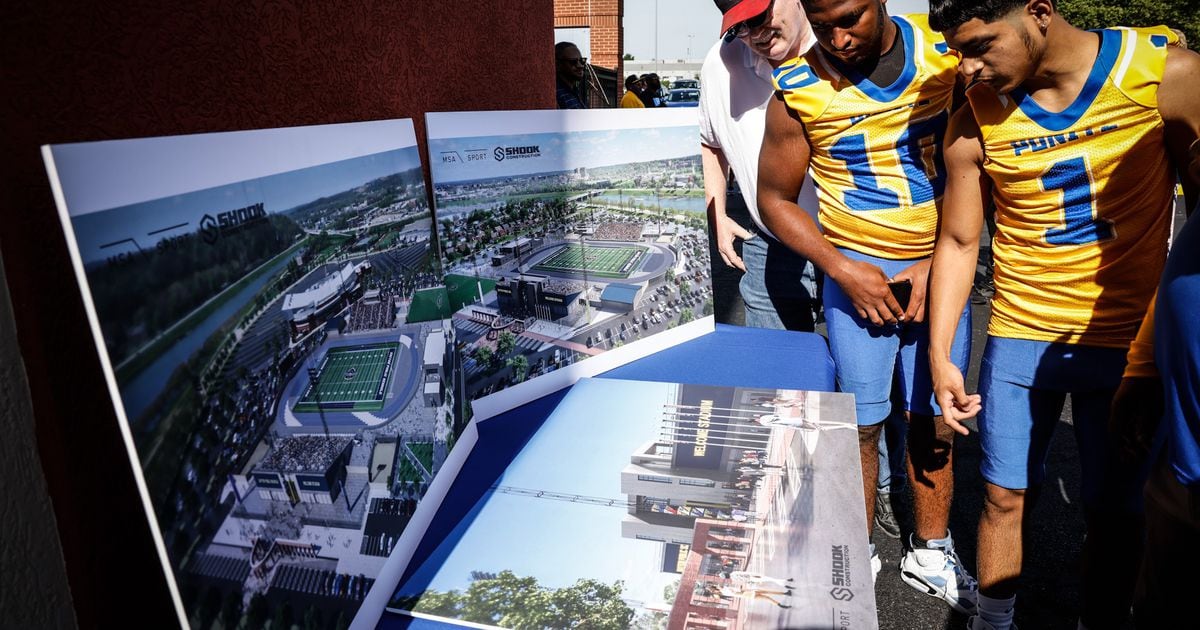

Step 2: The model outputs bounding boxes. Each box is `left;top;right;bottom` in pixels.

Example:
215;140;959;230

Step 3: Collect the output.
530;244;644;279
406;286;451;323
444;273;497;312
294;342;398;412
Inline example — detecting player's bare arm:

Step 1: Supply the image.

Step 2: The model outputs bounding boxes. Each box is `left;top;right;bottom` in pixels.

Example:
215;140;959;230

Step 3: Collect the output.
928;106;988;434
702;143;753;271
757;94;903;326
1158;45;1200;210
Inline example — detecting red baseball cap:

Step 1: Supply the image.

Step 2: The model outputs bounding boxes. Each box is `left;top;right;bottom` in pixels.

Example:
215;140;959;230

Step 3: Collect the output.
716;0;772;36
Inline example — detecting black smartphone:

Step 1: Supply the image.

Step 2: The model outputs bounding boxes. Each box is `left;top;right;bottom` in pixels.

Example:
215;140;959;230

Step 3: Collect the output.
888;279;912;311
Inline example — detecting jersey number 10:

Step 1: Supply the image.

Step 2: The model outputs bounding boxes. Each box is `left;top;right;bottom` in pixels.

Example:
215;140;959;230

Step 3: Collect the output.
828;111;948;211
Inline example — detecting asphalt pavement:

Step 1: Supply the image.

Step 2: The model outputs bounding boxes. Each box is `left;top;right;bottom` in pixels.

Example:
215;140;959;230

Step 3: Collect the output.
708;200;1099;630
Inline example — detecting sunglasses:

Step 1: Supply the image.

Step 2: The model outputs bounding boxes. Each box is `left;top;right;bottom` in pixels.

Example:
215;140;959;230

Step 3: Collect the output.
723;0;775;43
558;57;588;66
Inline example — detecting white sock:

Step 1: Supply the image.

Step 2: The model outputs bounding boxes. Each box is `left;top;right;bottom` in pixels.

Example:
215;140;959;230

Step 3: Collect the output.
978;593;1015;630
912;530;952;567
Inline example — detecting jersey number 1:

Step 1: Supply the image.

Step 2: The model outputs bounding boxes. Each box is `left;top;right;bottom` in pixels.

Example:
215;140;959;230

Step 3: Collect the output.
1042;156;1113;245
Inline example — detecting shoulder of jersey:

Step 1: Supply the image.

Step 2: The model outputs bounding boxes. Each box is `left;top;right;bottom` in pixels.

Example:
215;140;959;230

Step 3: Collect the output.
900;14;962;76
1110;24;1180;48
1103;25;1175;107
771;50;836;119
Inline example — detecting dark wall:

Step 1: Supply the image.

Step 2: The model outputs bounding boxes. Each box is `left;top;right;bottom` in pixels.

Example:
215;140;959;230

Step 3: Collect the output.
0;2;554;627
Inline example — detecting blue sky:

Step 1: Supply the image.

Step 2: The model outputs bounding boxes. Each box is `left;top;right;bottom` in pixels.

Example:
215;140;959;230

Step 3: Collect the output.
403;378;682;606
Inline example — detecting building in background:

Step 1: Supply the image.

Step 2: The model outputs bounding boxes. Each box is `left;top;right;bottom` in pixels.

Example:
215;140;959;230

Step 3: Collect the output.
554;0;624;107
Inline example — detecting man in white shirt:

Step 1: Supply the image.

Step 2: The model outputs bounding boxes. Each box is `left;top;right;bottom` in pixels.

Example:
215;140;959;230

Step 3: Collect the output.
700;0;821;331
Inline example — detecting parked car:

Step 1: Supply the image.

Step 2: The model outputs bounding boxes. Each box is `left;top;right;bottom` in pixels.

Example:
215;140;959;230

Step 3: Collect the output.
666;88;700;107
672;79;699;90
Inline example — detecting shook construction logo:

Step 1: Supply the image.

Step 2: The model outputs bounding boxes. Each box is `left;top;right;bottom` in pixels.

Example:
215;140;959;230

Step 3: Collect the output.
199;214;221;244
197;202;268;244
830;544;854;601
493;144;541;161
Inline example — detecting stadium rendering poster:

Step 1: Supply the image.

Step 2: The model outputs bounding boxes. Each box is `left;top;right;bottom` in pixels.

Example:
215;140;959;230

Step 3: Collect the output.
423;108;715;421
382;378;877;629
44;120;458;628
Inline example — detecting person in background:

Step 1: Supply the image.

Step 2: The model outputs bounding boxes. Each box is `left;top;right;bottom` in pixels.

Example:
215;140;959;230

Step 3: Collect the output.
700;0;821;333
555;41;589;109
640;72;667;107
620;75;646;108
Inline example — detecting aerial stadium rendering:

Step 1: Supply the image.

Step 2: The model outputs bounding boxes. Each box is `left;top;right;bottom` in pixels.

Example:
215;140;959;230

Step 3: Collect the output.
425;109;715;421
47;121;461;628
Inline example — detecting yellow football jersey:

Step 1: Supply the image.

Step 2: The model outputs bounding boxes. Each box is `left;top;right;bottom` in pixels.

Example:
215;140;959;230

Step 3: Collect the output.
968;27;1175;347
773;14;960;259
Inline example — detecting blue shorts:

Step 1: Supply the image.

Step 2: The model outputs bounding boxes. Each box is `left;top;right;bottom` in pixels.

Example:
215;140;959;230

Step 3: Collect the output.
978;337;1132;506
823;249;971;426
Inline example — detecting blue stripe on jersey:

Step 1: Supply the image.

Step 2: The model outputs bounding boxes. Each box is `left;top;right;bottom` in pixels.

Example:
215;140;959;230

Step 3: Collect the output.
828;16;917;103
1011;29;1121;131
1150;34;1168;48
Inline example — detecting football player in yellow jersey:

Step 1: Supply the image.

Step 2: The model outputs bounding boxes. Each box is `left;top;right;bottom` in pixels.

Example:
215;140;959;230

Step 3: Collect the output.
758;0;978;614
926;0;1200;628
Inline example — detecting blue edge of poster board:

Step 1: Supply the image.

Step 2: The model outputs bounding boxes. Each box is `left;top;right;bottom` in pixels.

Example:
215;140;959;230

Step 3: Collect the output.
377;323;835;628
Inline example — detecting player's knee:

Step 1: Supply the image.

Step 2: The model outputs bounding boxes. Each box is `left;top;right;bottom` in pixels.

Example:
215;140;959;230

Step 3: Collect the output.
906;413;952;472
982;484;1025;518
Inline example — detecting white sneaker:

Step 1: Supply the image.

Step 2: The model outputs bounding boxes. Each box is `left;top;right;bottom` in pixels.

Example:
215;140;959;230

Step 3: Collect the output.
871;549;882;584
899;533;978;614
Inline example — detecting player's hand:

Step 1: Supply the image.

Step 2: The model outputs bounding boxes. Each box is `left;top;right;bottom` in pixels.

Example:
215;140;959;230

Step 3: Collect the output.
891;258;931;323
1108;376;1164;467
931;358;979;435
715;215;753;271
832;259;903;326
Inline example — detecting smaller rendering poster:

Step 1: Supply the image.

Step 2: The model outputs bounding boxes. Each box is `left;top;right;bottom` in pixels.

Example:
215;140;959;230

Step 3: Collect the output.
44;120;457;628
384;377;876;629
423;109;715;420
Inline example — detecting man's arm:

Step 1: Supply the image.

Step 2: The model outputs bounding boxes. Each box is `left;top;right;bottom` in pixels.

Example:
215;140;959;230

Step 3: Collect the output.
702;143;753;271
757;94;903;326
929;106;989;435
1158;45;1200;209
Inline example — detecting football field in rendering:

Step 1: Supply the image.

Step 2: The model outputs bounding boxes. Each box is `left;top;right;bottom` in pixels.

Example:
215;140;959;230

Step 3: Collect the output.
530;243;644;279
294;342;398;412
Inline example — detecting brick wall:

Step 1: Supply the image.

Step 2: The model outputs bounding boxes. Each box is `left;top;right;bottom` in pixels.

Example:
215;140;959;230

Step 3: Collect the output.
554;0;625;106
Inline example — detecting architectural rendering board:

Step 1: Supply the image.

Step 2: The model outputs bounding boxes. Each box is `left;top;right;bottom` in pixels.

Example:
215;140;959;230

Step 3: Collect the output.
384;377;877;629
43;119;449;628
424;109;715;421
